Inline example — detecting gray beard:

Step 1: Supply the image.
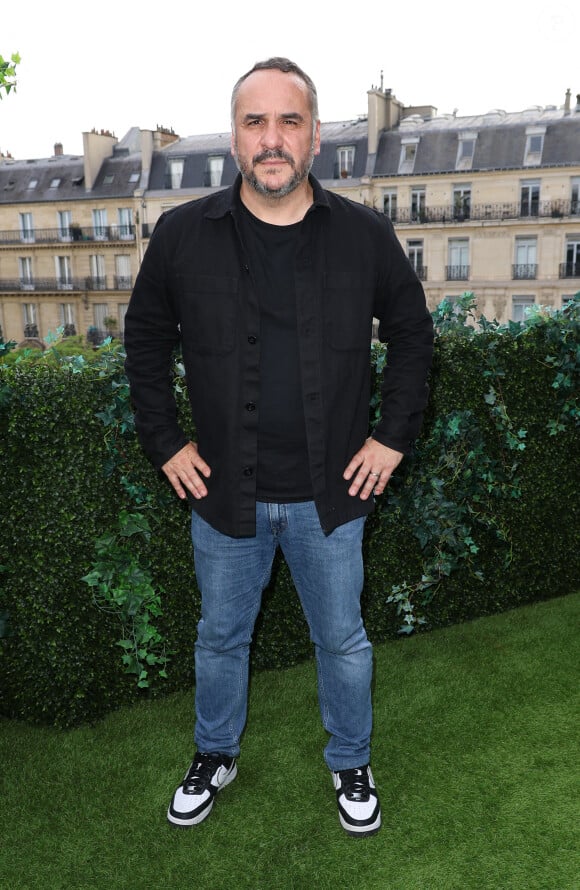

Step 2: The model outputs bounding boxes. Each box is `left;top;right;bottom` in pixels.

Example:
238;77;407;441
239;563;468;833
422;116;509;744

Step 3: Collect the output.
234;146;315;199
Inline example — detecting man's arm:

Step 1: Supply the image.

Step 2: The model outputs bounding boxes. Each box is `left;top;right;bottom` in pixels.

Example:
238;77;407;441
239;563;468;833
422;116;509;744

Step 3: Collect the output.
124;218;192;471
344;213;434;499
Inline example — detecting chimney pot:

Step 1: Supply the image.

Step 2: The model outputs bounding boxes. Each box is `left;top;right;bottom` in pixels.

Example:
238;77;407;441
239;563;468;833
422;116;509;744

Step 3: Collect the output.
54;142;63;156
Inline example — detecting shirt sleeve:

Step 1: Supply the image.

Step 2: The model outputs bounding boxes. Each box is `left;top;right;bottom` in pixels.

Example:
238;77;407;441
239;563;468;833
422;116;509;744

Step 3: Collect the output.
123;216;190;468
371;214;434;453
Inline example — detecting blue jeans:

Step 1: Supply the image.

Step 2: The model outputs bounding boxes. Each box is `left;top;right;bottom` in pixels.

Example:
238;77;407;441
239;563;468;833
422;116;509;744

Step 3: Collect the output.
190;501;373;771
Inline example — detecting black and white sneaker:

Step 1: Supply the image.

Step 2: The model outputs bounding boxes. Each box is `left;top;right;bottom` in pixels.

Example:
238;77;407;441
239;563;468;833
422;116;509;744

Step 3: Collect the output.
167;751;237;827
332;765;381;837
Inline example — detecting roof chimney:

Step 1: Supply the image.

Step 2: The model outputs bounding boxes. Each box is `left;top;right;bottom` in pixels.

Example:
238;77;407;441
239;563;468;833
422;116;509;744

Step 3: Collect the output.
564;88;571;113
54;142;63;156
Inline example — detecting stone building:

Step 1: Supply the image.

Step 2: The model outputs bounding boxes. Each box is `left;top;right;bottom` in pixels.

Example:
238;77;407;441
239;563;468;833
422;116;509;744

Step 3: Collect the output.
0;84;578;344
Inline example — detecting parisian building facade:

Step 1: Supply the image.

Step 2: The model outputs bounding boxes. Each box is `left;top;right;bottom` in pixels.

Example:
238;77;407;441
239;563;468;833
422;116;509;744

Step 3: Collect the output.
0;84;579;345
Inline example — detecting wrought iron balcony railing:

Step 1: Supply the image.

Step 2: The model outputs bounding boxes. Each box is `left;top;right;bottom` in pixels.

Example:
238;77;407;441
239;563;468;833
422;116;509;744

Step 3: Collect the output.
446;265;470;280
0;225;135;246
386;199;580;225
0;276;133;292
559;262;580;278
512;263;538;279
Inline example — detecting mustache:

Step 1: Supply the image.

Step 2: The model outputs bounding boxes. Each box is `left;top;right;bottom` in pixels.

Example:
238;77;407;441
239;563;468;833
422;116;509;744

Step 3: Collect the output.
253;149;295;166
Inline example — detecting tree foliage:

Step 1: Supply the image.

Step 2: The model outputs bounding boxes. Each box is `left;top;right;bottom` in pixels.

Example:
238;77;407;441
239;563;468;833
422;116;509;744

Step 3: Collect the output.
0;52;20;99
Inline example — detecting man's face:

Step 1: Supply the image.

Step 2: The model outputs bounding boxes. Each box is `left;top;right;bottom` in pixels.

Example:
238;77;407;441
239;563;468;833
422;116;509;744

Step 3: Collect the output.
231;68;320;199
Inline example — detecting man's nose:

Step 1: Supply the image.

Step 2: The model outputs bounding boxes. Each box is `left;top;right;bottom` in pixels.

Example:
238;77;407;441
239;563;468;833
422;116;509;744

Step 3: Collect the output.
260;120;283;148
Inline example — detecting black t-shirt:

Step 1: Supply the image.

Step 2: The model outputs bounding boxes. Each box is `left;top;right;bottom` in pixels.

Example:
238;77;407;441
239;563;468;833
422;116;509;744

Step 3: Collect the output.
238;205;313;502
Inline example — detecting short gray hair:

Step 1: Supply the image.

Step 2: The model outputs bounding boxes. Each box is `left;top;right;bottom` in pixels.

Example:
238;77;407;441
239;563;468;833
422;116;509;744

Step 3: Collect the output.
231;57;319;132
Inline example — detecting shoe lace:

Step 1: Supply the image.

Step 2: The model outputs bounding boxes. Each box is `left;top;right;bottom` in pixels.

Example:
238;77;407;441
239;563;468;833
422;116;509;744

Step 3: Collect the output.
339;768;370;801
183;753;223;793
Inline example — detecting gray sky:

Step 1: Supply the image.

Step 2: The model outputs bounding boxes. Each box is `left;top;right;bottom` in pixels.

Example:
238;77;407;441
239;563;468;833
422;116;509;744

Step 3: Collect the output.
2;0;576;160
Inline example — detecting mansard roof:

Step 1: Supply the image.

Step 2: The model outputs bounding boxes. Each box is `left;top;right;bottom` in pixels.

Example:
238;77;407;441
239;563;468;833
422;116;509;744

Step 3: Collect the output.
374;107;580;176
0;140;142;204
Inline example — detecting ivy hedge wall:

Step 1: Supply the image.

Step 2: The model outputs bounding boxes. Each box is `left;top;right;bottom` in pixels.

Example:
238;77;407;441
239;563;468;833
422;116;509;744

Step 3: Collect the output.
0;297;578;728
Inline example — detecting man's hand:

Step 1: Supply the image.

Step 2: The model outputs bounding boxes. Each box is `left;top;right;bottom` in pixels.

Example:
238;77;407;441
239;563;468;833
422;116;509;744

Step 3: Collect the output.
161;442;211;500
343;438;404;500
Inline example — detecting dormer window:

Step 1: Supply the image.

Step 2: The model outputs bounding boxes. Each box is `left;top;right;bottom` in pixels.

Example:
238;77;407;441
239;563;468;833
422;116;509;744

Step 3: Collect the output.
334;146;355;179
456;133;477;170
165;157;184;189
524;127;545;166
398;138;419;174
205;156;225;187
49;178;61;188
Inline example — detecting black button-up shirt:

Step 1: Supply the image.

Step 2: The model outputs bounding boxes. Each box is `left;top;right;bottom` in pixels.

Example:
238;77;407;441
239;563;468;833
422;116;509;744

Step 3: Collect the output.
124;175;434;537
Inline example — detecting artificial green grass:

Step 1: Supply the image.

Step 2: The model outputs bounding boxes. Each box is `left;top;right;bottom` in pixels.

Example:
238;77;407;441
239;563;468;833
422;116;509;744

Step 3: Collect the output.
1;593;578;890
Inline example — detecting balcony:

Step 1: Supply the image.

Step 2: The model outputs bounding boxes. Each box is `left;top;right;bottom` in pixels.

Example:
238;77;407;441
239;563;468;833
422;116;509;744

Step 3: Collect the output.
0;225;136;246
559;262;580;278
387;199;580;226
446;265;470;281
512;264;538;280
0;277;133;292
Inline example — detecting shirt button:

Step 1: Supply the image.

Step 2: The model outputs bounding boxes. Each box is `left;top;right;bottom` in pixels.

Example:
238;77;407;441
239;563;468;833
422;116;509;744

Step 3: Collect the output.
243;466;253;476
245;402;256;412
247;335;257;344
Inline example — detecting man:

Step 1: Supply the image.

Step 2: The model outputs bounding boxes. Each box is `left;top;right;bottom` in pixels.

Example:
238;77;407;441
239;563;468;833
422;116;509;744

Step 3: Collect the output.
124;57;433;837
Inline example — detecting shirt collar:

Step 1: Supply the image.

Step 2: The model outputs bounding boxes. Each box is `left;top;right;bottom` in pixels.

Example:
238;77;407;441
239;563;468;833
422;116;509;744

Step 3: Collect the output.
204;173;330;220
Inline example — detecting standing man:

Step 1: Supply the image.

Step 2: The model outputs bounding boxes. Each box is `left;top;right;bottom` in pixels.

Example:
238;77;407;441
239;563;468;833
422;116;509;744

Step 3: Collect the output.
124;57;433;837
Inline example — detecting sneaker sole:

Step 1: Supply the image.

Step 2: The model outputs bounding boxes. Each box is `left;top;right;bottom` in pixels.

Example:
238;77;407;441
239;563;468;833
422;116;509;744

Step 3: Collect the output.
166;763;237;828
339;810;382;837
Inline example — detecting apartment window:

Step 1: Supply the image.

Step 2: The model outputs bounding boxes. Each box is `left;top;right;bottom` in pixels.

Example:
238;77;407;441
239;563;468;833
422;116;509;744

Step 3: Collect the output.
18;257;34;289
58;210;72;241
117;208;133;239
407;240;425;279
206;156;225;187
166;157;185;189
398;138;419;174
115;255;132;289
455;134;477;171
563;238;580;277
49;178;61;189
571;178;580;215
411;188;426;222
103;174;114;185
60;303;75;331
93;303;108;335
447;238;469;280
453;185;471;220
22;302;38;336
512;296;535;322
513;237;538;279
55;255;72;289
524;127;546;166
335;146;355;179
92;209;108;240
27;179;38;190
520;180;540;217
118;303;129;336
19;212;34;243
383;190;398;221
89;255;107;290
129;172;140;183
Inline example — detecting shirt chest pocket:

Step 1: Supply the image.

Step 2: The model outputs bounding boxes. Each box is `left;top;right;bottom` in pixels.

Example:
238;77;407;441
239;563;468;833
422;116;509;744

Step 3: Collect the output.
177;273;239;355
323;279;374;350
